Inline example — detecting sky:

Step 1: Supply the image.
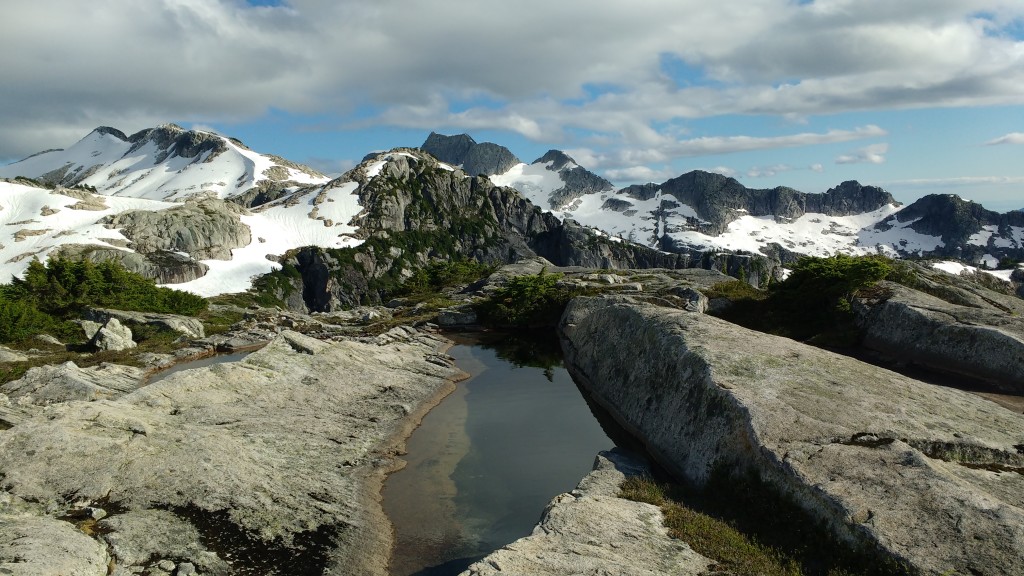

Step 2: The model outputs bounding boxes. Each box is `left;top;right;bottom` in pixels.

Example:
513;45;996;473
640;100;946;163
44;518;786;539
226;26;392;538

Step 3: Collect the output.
1;0;1023;210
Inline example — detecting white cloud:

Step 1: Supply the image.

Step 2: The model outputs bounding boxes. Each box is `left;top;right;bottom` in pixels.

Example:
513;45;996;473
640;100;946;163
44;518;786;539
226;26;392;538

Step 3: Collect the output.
836;143;889;164
670;126;887;157
603;165;676;183
985;132;1024;145
0;0;1023;164
810;163;824;173
746;164;794;178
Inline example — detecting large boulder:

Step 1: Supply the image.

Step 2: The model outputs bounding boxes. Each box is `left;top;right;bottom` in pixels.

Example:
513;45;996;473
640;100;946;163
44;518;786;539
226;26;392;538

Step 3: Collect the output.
84;308;205;339
103;198;250;260
53;244;210;284
855;281;1024;393
560;296;1024;576
0;329;463;575
88;317;137;352
0;346;27;363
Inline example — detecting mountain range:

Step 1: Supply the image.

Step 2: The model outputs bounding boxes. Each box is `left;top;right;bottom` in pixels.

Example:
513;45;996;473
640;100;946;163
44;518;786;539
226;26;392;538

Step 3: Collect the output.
1;125;1022;304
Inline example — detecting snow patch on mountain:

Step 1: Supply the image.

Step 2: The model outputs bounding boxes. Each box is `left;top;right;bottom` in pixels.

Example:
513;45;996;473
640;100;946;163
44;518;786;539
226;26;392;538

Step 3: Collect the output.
933;260;1017;282
0;181;173;281
491;161;571;209
0;175;366;297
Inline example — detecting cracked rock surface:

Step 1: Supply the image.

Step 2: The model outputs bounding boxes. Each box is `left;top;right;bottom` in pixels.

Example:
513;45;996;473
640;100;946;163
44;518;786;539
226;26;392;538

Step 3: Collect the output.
560;296;1024;576
0;328;462;575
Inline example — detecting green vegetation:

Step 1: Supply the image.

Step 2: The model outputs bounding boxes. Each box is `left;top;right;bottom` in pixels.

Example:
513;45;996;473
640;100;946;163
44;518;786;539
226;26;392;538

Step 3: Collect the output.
619;472;910;576
770;254;892;332
701;279;767;302
0;257;207;345
400;258;496;299
710;254;894;346
475;270;585;327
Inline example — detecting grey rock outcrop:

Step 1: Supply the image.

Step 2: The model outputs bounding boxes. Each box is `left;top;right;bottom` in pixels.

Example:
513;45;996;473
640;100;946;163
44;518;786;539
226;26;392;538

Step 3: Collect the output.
0;346;27;363
85;308;205;339
103;198;250;260
855;281;1024;394
437;304;478;327
560;296;1024;576
99;509;229;574
54;244;209;284
0;515;111;576
1;361;145;405
0;329;462;575
460;450;712;576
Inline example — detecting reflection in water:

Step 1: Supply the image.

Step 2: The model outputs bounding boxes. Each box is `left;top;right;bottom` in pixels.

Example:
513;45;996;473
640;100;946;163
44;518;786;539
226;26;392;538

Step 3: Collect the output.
384;337;614;576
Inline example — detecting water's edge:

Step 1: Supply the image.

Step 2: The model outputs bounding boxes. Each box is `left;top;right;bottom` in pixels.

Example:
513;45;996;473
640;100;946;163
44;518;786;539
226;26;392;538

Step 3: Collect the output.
383;332;617;576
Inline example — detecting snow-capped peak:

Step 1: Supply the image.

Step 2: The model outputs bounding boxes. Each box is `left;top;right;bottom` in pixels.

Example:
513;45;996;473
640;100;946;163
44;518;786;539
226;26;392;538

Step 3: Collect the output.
0;125;330;203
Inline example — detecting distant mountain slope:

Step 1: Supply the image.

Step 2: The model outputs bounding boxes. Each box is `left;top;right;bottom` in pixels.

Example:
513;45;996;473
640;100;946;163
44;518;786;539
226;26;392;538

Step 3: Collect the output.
486;148;906;259
0;124;328;202
3;126;1023;301
873;193;1024;263
491;149;615;211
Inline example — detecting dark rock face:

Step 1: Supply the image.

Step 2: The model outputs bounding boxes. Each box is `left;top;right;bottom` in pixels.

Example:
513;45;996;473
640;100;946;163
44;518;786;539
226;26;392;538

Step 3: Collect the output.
419;132;520;176
126;124;228;164
92;126;129;141
645;171;898;235
533;149;575;170
420;132;477;166
601;198;633;212
531;150;614;209
874;194;1024;261
619;182;660;202
463;142;520;176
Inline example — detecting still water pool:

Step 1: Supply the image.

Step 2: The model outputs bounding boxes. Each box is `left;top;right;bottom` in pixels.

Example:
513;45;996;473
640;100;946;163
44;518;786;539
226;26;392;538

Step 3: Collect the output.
384;335;616;576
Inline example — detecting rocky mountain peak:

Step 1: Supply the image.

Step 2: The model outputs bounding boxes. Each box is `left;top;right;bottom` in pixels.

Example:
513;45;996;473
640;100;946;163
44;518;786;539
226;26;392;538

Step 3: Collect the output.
533;150;576;171
815;180;899;214
419;132;520;176
126;125;227;162
90;126;128;141
420;132;477;165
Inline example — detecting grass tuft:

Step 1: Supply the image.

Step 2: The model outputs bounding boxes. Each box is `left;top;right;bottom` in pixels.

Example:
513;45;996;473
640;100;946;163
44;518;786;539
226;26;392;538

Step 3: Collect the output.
618;473;912;576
